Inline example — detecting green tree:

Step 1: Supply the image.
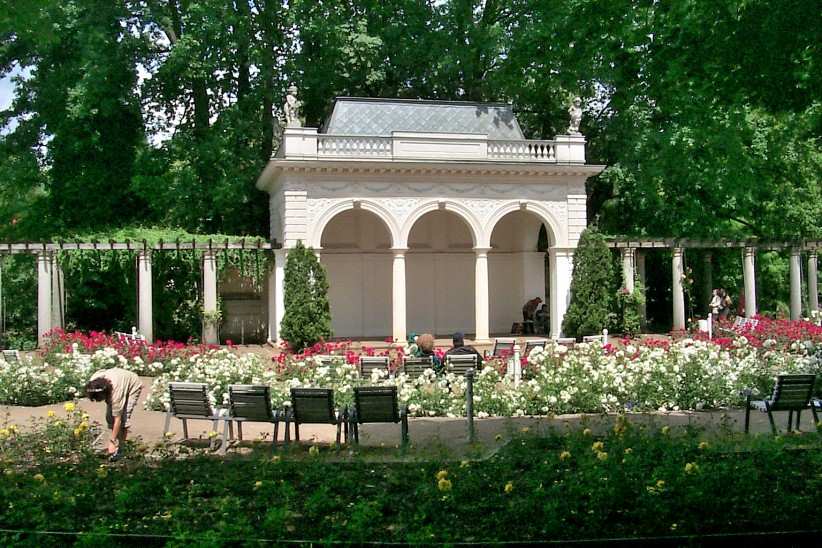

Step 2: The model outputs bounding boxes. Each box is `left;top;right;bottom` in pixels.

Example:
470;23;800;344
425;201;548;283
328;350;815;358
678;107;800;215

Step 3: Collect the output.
280;241;331;351
562;227;616;339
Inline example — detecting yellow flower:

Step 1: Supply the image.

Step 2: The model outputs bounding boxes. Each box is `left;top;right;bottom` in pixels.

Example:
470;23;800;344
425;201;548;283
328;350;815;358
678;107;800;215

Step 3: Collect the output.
254;481;263;490
504;481;514;494
4;469;13;476
582;428;592;436
64;402;75;413
592;441;604;452
33;473;45;482
7;424;17;434
624;448;633;454
270;455;281;463
559;451;571;461
520;426;530;434
78;422;89;432
309;445;320;456
495;434;503;441
73;428;81;437
685;462;699;474
459;460;470;468
96;467;108;479
164;432;174;439
82;414;89;421
47;410;56;418
0;429;8;438
437;478;452;492
656;480;665;489
596;451;608;462
436;469;449;481
698;441;709;450
660;426;670;435
207;431;219;439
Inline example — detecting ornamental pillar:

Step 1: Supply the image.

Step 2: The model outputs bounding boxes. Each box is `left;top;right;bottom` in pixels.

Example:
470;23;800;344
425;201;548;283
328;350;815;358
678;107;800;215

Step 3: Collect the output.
621;247;635;293
202;250;219;344
37;252;53;346
703;252;713;314
636;251;647;328
790;248;802;320
549;248;574;338
743;247;757;318
809;253;819;313
474;248;490;342
391;248;407;343
267;249;287;343
136;250;153;342
671;248;686;331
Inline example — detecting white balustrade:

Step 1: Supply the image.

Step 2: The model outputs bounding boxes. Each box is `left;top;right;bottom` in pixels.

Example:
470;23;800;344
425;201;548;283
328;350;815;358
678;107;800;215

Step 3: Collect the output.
317;135;392;158
488;140;556;162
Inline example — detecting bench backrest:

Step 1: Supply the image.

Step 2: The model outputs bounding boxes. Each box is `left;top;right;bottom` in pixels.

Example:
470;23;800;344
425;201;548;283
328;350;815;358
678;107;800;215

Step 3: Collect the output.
582;335;603;344
228;384;275;422
402;356;433;379
554;337;576;346
169;382;214;417
315;355;340;366
2;350;21;364
354;386;400;424
359;356;390;378
290;388;336;424
446;354;478;376
769;374;816;411
491;338;516;357
524;339;549;356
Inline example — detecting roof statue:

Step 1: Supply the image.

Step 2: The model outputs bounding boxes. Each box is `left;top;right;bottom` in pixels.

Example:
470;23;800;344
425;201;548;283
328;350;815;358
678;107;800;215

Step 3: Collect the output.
567;96;582;135
284;84;303;128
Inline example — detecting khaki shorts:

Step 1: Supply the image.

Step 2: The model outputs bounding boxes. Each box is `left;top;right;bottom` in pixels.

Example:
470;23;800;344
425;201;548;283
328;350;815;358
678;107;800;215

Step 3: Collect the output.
106;386;143;430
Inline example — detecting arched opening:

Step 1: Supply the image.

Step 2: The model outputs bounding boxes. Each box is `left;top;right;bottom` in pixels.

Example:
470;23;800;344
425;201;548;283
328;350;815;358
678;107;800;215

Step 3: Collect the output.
406;210;476;336
320;208;393;338
488;210;552;335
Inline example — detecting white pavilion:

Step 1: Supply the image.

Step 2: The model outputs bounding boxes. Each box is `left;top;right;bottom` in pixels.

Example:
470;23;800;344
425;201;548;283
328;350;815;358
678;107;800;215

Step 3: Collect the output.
257;97;605;342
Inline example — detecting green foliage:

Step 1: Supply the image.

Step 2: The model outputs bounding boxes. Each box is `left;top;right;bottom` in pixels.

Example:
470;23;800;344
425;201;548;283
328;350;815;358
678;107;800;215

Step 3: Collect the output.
2;421;822;543
563;228;617;339
280;242;331;351
618;283;645;337
0;255;36;349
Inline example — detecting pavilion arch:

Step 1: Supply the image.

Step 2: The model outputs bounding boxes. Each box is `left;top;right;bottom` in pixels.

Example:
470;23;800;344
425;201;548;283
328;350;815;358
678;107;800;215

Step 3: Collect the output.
481;201;566;249
311;199;401;249
398;200;482;249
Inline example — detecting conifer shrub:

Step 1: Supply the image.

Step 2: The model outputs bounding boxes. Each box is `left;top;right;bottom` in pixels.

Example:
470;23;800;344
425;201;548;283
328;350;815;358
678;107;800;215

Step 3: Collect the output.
280;241;332;351
562;227;618;339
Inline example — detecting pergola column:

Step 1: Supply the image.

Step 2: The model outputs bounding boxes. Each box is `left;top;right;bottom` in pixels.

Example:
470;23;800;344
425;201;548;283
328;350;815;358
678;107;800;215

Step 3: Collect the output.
549;248;574;338
136;250;153;342
37;252;53;346
636;251;647;327
703;252;713;313
267;249;287;343
391;248;408;343
672;248;686;331
201;250;219;344
474;248;490;342
790;248;802;320
743;246;757;318
809;252;819;313
621;247;635;293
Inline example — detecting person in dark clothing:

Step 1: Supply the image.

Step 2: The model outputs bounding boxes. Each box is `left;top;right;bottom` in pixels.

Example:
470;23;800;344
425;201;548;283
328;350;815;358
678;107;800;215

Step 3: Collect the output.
443;332;483;366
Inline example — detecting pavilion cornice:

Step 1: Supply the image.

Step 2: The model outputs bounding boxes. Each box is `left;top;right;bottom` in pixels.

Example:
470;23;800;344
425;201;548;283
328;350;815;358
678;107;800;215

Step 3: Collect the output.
606;237;822;251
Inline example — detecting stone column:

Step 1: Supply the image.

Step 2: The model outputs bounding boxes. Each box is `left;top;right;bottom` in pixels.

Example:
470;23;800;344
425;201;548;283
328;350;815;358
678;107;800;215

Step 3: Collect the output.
703;252;713;313
51;260;64;330
37;252;53;346
636;251;647;328
136;250;153;342
391;248;408;343
549;248;574;338
201;250;219;344
474;248;490;342
790;248;802;320
743;246;757;318
267;249;287;343
621;248;635;293
671;248;686;331
809;253;819;313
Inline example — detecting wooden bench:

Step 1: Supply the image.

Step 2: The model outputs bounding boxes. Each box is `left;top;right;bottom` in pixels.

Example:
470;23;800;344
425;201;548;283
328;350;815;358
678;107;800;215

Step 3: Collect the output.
163;382;228;449
1;350;22;364
523;339;549;356
445;354;479;376
349;386;409;446
221;384;281;454
286;388;346;446
488;338;515;358
401;356;434;379
359;356;390;378
744;374;819;434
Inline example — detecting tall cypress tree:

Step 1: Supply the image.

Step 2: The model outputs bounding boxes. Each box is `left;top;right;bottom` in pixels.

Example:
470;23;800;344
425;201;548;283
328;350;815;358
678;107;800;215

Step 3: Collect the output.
562;227;617;339
280;241;332;351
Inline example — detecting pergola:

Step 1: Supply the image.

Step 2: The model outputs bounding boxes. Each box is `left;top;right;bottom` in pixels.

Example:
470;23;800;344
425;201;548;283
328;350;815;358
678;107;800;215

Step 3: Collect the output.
609;238;822;330
0;239;280;346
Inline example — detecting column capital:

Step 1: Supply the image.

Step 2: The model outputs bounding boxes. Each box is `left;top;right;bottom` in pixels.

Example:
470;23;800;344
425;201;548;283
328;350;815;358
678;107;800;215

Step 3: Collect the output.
620;247;636;257
473;247;492;256
790;247;802;257
391;247;409;257
743;246;757;257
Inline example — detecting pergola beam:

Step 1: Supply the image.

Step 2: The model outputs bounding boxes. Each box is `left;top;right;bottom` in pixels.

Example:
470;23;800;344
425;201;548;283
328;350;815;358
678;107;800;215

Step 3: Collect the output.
0;239;281;254
606;238;822;251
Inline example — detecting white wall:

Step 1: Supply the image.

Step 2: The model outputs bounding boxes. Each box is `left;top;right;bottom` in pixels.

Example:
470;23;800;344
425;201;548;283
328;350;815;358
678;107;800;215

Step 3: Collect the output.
323;253;392;338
